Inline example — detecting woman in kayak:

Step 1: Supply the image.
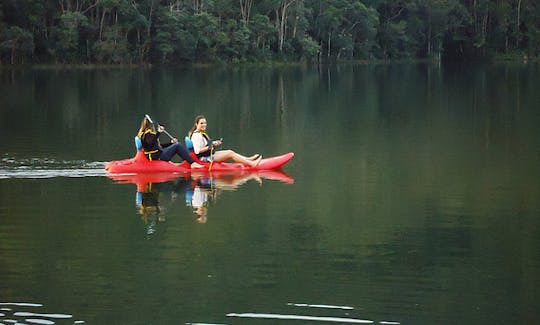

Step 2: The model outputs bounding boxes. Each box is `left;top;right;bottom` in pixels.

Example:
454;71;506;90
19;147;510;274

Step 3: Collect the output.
188;115;262;167
138;116;203;168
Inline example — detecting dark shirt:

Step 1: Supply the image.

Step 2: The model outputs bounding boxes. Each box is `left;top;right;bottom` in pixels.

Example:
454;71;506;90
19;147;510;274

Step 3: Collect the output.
141;130;162;160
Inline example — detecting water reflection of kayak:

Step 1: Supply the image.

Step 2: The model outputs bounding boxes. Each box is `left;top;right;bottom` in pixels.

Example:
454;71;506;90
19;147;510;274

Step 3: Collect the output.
108;169;294;192
105;151;294;174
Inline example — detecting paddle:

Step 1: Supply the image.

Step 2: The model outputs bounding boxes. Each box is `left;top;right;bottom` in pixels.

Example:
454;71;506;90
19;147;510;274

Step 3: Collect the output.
145;114;175;140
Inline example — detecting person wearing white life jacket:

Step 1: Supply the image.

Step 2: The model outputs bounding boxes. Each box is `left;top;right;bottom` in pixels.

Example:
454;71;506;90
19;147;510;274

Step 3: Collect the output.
188;115;262;167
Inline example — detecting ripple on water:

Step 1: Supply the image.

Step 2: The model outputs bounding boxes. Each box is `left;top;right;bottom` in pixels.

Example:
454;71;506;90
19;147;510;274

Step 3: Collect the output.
0;304;42;308
227;313;375;323
0;302;83;325
227;301;400;324
287;302;355;310
0;168;107;179
0;156;107;179
25;319;55;325
13;313;71;319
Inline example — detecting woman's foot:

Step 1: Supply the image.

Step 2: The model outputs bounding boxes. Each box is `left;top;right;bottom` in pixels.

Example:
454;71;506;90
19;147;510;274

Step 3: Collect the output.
251;155;262;167
248;154;260;160
191;162;204;169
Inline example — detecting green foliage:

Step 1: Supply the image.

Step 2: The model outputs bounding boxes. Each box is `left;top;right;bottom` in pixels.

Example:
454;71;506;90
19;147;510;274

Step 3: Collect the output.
55;11;89;62
0;0;539;64
522;1;540;58
301;35;320;62
1;26;34;64
93;27;130;64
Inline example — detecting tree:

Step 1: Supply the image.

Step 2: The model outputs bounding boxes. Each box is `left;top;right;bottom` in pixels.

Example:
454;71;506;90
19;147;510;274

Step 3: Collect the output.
239;0;254;26
249;13;276;58
123;0;152;63
467;0;490;56
521;0;540;58
490;1;514;53
153;9;193;63
408;0;467;59
1;26;34;64
341;1;378;59
58;0;101;14
373;0;410;59
192;12;220;61
268;0;376;61
90;0;154;64
225;19;252;61
55;11;89;62
272;0;298;53
317;0;344;59
300;34;320;62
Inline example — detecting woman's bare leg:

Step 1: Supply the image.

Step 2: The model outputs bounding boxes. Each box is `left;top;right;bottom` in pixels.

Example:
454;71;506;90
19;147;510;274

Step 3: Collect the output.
214;150;262;167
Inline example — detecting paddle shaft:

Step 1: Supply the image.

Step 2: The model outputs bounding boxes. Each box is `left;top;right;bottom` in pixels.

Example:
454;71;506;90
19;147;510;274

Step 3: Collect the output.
145;114;175;140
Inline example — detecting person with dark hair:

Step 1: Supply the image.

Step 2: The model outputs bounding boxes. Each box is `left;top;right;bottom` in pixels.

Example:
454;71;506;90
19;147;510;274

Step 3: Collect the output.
138;116;203;168
188;115;261;167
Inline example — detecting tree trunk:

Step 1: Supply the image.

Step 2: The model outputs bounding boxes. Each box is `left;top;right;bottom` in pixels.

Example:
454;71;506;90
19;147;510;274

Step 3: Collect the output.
99;9;106;41
293;14;300;39
59;0;65;13
351;35;354;58
193;0;203;14
427;27;431;56
147;1;154;38
279;4;287;52
11;46;15;65
239;0;253;26
516;0;522;48
427;5;432;57
327;32;331;59
483;11;489;55
137;29;142;63
86;39;90;61
472;0;477;30
143;2;152;64
277;0;296;52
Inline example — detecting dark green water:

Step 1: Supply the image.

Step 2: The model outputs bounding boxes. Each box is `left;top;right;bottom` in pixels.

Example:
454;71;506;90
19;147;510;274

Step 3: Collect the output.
1;64;539;324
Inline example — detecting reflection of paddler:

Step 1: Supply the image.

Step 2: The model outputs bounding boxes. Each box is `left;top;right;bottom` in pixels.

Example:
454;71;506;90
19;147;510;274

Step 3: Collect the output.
192;185;210;223
191;186;209;210
185;178;212;207
137;182;162;223
186;178;214;223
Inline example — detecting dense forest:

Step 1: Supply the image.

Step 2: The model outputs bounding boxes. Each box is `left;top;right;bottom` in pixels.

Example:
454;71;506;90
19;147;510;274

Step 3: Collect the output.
1;0;539;65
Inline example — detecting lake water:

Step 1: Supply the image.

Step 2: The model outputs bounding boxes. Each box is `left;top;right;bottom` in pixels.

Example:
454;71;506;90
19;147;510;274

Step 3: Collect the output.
1;63;539;324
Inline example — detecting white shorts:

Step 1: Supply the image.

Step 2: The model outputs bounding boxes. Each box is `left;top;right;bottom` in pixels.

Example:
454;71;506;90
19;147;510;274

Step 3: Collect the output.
199;156;214;162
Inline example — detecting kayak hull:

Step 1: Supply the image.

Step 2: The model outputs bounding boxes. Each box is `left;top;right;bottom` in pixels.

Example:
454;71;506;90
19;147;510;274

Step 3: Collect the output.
105;151;294;174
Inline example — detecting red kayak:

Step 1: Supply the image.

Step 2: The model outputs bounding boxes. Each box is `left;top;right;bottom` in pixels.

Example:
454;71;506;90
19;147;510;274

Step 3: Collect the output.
105;151;294;174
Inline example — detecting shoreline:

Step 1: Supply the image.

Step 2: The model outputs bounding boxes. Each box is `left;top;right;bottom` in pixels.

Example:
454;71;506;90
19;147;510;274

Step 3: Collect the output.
0;57;536;70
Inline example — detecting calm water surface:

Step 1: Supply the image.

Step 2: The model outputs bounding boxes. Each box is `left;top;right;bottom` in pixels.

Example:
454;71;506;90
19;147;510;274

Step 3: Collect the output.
1;64;539;324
